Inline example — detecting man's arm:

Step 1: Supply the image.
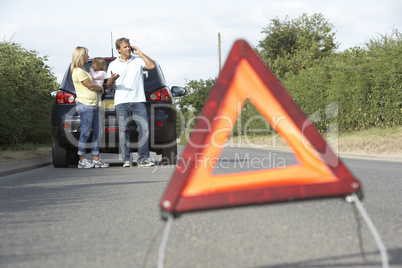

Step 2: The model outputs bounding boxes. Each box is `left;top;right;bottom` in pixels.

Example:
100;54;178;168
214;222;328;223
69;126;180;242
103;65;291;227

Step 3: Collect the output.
107;71;120;89
132;46;155;69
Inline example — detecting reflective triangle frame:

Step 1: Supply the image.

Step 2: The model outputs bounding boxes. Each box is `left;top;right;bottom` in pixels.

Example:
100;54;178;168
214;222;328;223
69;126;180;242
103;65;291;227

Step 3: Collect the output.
160;40;361;217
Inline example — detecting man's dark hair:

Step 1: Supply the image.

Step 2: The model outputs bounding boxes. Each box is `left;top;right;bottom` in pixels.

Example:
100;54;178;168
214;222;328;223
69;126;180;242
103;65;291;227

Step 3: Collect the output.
115;37;130;51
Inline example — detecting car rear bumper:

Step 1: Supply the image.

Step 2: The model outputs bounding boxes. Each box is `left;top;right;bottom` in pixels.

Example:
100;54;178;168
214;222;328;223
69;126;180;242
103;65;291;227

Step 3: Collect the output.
52;115;177;154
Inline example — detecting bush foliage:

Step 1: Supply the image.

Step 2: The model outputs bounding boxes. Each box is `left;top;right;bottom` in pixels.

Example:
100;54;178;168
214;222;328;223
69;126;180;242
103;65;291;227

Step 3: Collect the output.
283;29;402;132
0;40;58;146
178;14;401;137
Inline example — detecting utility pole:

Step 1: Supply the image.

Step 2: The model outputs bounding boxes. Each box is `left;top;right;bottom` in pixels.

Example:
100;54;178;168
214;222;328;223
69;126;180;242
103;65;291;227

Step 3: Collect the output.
218;33;222;74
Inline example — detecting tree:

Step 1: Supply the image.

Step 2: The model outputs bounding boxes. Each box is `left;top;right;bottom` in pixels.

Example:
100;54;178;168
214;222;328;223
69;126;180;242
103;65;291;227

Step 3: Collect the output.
0;40;58;146
258;13;338;78
174;78;216;144
177;78;216;117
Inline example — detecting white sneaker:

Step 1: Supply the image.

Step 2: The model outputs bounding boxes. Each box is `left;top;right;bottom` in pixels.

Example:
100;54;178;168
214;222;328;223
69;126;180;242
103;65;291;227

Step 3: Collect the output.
78;158;94;169
123;161;131;168
138;159;155;167
93;159;109;168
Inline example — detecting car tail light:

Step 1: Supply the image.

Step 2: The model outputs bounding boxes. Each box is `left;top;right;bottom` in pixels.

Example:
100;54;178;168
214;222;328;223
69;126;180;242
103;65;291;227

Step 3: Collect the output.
148;87;170;101
56;90;76;104
106;128;119;132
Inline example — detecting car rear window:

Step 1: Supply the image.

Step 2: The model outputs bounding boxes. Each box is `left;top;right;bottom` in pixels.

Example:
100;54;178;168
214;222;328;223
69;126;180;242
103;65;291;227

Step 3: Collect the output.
83;62;111;76
82;61;157;84
143;69;158;84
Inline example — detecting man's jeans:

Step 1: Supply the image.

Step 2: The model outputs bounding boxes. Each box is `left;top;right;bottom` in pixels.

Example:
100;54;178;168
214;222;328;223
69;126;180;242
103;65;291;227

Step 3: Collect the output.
115;102;150;162
76;101;102;157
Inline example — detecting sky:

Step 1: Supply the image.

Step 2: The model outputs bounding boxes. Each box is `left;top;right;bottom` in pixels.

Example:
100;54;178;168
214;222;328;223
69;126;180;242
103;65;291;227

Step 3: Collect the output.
1;0;401;87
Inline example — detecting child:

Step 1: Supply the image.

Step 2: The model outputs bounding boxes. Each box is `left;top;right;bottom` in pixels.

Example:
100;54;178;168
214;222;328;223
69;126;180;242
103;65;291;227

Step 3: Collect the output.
89;57;106;118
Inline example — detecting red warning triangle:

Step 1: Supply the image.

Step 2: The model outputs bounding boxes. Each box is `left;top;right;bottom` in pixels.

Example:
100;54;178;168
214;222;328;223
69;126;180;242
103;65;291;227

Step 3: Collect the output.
160;40;361;215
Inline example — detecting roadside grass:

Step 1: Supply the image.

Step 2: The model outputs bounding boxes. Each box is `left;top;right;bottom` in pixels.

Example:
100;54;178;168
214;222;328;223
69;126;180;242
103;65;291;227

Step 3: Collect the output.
336;126;402;155
339;125;402;138
179;126;402;156
0;143;52;162
0;142;51;152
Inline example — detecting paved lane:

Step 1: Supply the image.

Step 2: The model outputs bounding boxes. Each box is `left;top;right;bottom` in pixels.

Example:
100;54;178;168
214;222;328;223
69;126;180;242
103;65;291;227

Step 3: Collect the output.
0;147;400;267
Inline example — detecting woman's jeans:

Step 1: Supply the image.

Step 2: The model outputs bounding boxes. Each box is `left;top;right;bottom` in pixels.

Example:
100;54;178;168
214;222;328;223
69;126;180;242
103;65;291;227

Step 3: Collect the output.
76;101;102;157
115;102;150;162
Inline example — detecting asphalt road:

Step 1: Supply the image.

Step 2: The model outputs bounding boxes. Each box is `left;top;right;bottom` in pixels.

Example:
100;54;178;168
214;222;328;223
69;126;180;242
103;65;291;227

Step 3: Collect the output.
0;146;401;268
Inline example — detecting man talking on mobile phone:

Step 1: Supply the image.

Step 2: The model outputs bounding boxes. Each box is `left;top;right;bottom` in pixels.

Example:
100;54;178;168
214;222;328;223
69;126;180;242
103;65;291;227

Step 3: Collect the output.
107;37;156;167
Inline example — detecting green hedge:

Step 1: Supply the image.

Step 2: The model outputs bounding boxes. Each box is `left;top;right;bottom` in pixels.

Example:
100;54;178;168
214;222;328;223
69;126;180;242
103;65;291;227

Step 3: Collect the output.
0;40;58;146
282;31;402;132
179;31;401;140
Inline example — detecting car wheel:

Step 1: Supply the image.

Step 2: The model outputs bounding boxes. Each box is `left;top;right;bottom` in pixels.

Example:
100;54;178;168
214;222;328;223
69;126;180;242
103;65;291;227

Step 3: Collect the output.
52;140;70;168
161;143;178;165
68;149;79;165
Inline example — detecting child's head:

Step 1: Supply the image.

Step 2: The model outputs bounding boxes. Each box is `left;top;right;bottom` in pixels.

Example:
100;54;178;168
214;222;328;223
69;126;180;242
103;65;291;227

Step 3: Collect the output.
92;57;106;71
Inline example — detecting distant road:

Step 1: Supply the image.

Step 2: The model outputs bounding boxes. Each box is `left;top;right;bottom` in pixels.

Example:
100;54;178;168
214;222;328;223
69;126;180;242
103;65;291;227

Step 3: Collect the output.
1;146;401;268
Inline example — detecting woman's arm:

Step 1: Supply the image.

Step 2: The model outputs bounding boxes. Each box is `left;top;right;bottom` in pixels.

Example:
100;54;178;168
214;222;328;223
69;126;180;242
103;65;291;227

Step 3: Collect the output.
82;78;103;91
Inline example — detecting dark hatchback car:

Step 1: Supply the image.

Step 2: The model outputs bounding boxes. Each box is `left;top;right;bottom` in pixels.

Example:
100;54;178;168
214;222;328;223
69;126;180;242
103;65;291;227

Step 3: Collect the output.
51;57;186;167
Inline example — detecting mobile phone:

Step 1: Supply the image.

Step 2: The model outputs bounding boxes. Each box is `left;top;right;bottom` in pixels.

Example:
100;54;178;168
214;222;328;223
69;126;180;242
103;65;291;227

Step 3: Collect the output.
131;47;136;52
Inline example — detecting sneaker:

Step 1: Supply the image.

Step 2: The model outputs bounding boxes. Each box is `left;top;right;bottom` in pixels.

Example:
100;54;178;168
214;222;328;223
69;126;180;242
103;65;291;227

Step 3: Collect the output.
138;159;155;167
78;158;94;169
93;159;109;168
123;161;132;168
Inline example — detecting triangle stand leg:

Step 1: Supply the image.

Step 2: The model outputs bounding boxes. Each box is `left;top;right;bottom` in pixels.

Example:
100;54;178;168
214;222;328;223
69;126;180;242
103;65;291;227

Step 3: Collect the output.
347;193;389;268
158;214;174;268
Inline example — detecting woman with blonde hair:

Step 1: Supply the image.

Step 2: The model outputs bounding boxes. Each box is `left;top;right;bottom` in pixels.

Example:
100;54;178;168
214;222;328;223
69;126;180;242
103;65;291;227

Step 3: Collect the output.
71;46;109;169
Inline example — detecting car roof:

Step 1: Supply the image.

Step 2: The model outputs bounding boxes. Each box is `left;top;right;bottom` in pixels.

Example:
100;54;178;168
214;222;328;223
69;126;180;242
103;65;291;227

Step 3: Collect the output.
90;57;116;62
59;58;167;94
